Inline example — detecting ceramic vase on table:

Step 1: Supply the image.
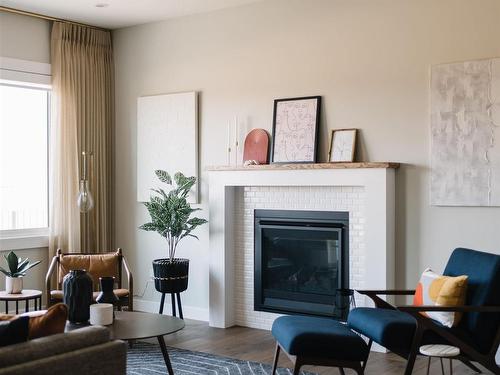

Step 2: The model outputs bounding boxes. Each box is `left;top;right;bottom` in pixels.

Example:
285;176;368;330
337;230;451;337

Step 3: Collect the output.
63;269;93;323
5;276;23;294
96;276;119;306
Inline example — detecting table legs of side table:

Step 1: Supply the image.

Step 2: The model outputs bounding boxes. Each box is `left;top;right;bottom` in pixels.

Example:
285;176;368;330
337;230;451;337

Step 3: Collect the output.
425;357;454;375
157;335;174;375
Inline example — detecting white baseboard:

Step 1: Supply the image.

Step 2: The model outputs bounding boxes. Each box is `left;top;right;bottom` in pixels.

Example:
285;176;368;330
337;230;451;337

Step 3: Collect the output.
133;298;209;322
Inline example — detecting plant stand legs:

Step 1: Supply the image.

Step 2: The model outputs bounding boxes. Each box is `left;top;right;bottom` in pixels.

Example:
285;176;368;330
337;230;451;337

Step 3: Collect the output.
158;292;184;320
159;293;166;314
176;293;183;319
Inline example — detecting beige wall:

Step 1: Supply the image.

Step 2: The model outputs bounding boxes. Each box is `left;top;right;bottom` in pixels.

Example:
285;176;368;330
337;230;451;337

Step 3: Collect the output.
0;11;51;63
113;0;500;314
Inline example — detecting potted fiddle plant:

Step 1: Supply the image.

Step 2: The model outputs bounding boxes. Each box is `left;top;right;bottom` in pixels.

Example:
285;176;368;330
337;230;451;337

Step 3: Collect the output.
139;170;207;296
0;251;41;294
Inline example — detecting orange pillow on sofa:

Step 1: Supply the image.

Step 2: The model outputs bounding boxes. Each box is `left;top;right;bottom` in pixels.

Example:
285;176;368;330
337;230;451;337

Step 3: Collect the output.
0;303;68;339
28;303;68;339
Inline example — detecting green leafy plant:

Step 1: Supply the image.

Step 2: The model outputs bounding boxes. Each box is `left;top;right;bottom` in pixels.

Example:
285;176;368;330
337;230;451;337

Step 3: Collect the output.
139;170;208;262
0;251;41;278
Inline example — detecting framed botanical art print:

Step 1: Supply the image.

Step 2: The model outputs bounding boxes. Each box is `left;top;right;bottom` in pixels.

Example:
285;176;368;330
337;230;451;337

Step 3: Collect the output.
328;128;357;162
271;96;321;163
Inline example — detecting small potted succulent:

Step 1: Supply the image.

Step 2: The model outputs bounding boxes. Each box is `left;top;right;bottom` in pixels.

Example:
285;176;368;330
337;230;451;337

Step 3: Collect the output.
0;251;41;294
140;170;207;295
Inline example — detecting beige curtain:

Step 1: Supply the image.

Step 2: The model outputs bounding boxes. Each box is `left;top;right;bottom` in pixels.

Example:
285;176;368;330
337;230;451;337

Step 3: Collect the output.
49;22;114;255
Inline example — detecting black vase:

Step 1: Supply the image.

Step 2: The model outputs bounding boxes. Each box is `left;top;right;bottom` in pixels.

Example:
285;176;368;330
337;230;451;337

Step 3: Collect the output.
152;258;189;293
63;269;93;323
96;276;119;305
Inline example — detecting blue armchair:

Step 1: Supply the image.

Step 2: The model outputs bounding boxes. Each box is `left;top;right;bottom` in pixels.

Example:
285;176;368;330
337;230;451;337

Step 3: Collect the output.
348;248;500;374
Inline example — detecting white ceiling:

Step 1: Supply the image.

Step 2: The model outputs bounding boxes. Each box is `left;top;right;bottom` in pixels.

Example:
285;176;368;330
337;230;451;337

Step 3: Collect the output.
0;0;265;29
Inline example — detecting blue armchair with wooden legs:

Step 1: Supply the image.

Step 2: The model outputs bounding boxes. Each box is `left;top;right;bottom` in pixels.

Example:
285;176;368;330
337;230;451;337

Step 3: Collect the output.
348;248;500;374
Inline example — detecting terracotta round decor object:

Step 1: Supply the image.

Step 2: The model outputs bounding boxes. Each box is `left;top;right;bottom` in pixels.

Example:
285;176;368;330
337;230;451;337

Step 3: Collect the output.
243;129;270;164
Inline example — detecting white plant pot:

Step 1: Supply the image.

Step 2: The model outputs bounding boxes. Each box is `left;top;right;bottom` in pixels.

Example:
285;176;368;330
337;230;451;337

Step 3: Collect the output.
5;277;22;294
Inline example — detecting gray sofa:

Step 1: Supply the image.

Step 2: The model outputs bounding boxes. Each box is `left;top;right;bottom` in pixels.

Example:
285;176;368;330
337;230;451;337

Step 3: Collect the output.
0;326;127;375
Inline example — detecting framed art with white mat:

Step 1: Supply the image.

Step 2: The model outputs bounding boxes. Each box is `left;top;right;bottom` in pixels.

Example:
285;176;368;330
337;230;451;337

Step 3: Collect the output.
328;128;357;162
270;96;321;163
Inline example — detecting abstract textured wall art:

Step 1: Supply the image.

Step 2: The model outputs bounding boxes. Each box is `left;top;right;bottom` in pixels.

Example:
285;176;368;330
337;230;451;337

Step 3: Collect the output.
431;58;500;206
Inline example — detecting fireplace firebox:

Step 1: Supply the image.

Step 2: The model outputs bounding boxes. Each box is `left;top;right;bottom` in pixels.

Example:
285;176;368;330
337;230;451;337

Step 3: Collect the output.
254;209;349;319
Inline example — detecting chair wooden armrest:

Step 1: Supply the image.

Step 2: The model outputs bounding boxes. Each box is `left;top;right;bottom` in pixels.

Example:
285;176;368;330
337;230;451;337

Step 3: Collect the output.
122;256;133;311
45;256;58;307
357;289;416;296
356;289;416;310
398;305;500;313
397;304;500;372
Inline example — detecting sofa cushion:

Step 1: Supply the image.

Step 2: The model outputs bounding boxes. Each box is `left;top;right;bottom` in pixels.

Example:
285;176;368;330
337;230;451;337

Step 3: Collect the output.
0;317;29;347
272;315;368;361
0;326;111;368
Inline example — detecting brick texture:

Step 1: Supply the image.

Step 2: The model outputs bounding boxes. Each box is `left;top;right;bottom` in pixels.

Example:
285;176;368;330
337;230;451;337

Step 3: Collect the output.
233;186;366;330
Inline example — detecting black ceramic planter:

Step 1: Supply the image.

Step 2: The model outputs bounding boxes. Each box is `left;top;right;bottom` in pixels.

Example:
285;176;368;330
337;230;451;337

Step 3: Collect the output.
63;269;93;323
152;258;189;293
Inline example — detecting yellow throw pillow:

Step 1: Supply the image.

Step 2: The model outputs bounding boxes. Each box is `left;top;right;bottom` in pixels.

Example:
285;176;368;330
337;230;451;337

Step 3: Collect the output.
413;268;468;327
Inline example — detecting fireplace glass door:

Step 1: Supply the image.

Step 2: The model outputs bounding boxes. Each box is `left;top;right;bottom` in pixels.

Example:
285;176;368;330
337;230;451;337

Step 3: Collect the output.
254;210;349;319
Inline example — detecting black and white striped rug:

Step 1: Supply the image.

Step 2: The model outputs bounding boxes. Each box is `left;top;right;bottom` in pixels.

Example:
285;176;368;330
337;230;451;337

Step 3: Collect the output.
127;342;316;375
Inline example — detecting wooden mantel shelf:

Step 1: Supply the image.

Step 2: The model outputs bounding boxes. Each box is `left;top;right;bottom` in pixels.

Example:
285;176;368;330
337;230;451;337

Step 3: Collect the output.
206;162;400;171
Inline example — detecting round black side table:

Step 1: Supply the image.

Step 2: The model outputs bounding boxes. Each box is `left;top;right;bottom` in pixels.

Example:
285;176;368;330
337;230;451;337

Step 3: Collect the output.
0;289;43;314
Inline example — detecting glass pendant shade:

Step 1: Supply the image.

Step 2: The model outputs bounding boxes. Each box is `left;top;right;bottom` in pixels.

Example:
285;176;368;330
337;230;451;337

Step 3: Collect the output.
77;179;94;213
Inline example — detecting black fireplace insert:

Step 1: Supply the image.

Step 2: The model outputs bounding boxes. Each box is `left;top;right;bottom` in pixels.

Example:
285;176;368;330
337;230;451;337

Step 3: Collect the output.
254;209;349;319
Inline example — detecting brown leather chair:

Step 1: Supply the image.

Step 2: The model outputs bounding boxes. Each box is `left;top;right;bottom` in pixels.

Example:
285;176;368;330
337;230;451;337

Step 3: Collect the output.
45;248;133;311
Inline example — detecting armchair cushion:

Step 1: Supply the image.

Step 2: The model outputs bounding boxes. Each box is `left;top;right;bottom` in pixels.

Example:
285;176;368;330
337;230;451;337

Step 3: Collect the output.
50;289;129;301
443;248;500;353
348;307;450;355
272;315;369;361
58;252;120;287
348;307;416;353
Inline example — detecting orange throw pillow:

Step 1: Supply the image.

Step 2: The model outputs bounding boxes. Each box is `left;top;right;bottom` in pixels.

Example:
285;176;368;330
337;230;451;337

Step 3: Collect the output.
28;303;68;339
0;303;68;339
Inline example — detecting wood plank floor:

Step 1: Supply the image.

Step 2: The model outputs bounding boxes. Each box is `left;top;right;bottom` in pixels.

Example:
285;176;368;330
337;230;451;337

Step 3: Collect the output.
158;319;490;374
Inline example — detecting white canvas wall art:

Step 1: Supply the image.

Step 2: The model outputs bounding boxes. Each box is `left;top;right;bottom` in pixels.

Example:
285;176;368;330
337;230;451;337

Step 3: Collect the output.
431;58;500;206
137;91;198;203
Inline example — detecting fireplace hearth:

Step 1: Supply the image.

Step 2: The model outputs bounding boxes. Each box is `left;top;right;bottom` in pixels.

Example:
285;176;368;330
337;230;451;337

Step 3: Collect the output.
254;209;349;320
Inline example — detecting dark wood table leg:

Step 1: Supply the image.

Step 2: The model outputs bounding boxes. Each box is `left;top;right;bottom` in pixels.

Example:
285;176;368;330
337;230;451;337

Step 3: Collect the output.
15;300;18;314
157;335;174;375
5;301;8;314
25;299;29;313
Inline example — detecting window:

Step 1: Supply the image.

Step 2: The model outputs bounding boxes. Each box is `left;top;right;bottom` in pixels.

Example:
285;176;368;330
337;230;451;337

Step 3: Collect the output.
0;84;49;232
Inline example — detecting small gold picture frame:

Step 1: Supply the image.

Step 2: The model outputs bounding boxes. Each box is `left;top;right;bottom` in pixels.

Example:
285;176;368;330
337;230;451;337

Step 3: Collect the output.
328;128;357;162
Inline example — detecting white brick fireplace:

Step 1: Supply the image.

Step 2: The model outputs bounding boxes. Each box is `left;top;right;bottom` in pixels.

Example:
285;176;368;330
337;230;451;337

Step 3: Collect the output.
207;163;397;329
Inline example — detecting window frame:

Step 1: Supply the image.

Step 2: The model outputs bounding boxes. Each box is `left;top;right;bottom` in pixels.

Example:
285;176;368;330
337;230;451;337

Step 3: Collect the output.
0;58;51;250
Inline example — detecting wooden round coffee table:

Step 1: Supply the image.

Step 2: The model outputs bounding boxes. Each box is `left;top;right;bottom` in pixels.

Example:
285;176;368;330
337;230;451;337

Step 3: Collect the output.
0;289;42;314
67;311;184;374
